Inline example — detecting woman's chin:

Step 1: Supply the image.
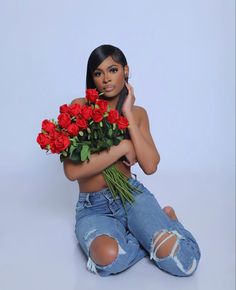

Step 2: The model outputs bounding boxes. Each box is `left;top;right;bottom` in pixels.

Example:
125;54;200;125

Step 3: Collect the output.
101;92;119;99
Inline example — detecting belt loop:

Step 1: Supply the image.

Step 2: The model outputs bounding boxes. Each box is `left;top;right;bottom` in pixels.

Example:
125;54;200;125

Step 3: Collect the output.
131;172;137;180
85;193;91;206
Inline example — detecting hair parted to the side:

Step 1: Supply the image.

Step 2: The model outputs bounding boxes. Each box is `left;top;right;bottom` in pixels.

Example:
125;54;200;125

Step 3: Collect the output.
85;44;129;117
86;44;128;89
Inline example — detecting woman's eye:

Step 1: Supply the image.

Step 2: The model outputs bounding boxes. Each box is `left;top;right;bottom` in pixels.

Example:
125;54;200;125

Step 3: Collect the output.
110;68;118;73
93;71;101;77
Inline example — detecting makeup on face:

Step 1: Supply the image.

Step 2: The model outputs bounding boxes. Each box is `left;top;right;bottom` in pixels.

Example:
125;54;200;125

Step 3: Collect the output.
92;56;126;97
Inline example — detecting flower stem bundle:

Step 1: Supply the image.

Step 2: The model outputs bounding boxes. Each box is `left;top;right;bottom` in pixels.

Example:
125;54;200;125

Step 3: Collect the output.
103;164;143;213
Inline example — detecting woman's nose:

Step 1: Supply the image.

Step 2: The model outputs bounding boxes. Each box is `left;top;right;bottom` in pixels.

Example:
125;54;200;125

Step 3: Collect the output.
103;73;111;83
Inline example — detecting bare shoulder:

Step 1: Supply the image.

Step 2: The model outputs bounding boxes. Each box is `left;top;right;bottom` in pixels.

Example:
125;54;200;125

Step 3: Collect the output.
132;105;149;126
70;97;87;105
133;105;148;115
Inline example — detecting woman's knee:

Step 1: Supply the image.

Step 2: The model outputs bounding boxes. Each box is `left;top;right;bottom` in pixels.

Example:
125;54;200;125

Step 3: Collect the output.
89;235;119;266
151;230;200;276
153;231;179;259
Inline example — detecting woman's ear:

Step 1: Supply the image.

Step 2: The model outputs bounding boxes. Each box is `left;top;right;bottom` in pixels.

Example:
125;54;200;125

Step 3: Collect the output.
124;65;129;79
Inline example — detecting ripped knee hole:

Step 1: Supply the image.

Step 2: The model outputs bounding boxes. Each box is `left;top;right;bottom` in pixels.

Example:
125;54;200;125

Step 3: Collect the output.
153;231;179;259
89;235;119;266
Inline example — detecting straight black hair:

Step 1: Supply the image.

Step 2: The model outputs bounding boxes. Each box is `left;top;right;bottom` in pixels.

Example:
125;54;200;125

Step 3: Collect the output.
85;44;129;117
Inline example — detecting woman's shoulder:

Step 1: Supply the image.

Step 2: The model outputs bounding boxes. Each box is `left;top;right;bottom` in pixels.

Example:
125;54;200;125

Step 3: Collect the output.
133;105;153;130
133;105;148;119
133;105;146;113
131;105;148;127
70;97;87;105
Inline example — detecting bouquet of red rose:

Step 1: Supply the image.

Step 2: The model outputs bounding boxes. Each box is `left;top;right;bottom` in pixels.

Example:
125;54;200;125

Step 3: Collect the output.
36;89;142;212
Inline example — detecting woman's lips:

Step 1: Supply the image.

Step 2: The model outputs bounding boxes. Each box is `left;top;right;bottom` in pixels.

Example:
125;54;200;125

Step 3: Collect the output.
104;85;114;92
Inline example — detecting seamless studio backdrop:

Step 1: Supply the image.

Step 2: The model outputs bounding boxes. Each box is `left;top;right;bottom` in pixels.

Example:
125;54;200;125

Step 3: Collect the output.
0;1;235;290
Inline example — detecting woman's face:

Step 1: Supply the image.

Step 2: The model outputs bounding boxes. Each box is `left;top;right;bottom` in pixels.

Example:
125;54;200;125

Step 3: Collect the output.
92;56;129;97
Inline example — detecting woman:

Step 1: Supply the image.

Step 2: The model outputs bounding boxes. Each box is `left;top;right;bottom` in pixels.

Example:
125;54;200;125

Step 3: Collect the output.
63;44;201;277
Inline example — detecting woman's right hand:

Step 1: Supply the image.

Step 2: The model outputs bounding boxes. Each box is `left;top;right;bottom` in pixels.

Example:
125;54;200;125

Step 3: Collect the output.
120;139;137;167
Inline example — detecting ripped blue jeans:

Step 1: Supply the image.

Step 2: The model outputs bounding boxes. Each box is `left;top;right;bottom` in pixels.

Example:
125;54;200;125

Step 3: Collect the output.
75;176;201;277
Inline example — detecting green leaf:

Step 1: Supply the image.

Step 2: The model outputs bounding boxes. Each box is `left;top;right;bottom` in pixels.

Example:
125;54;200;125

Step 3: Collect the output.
108;128;113;137
106;139;113;146
116;136;123;141
70;137;77;146
79;131;84;136
69;150;81;162
113;138;120;146
69;145;76;154
81;144;89;161
87;150;91;160
99;121;103;127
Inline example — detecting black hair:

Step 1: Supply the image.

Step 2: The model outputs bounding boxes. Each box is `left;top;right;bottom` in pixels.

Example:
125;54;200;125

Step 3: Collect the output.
86;44;129;117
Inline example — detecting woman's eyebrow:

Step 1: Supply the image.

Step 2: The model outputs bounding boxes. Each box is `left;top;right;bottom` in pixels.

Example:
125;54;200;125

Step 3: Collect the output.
95;64;118;71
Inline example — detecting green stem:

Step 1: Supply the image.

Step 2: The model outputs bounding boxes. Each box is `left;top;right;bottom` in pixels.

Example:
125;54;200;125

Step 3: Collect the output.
102;164;143;213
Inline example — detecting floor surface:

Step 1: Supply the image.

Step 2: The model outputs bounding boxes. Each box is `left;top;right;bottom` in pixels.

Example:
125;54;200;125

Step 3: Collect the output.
0;168;235;290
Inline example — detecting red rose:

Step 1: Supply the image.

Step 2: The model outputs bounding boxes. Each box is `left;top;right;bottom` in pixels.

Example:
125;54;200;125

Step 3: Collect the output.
92;108;104;123
67;123;79;136
59;104;69;114
107;109;119;124
36;133;50;149
49;142;58;154
86;89;99;103
55;134;70;152
76;117;88;130
81;105;92;120
68;103;81;116
42;119;56;133
117;116;129;130
58;113;71;128
50;134;70;153
96;99;108;113
49;128;60;139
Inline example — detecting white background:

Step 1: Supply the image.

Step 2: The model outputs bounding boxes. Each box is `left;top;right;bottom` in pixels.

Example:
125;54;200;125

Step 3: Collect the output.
0;0;235;289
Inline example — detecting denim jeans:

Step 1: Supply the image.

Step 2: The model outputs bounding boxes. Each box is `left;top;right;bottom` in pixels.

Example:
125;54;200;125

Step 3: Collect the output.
74;175;201;277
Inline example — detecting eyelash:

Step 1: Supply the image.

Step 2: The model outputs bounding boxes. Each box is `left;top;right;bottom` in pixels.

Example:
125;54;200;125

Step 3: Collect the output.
93;67;118;77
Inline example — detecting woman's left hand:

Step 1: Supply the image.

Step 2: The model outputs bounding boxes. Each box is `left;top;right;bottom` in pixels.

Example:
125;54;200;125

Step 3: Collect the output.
122;82;136;117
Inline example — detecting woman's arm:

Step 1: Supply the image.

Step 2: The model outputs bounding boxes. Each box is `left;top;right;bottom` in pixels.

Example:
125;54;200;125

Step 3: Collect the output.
122;82;160;175
125;106;160;175
63;139;131;181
